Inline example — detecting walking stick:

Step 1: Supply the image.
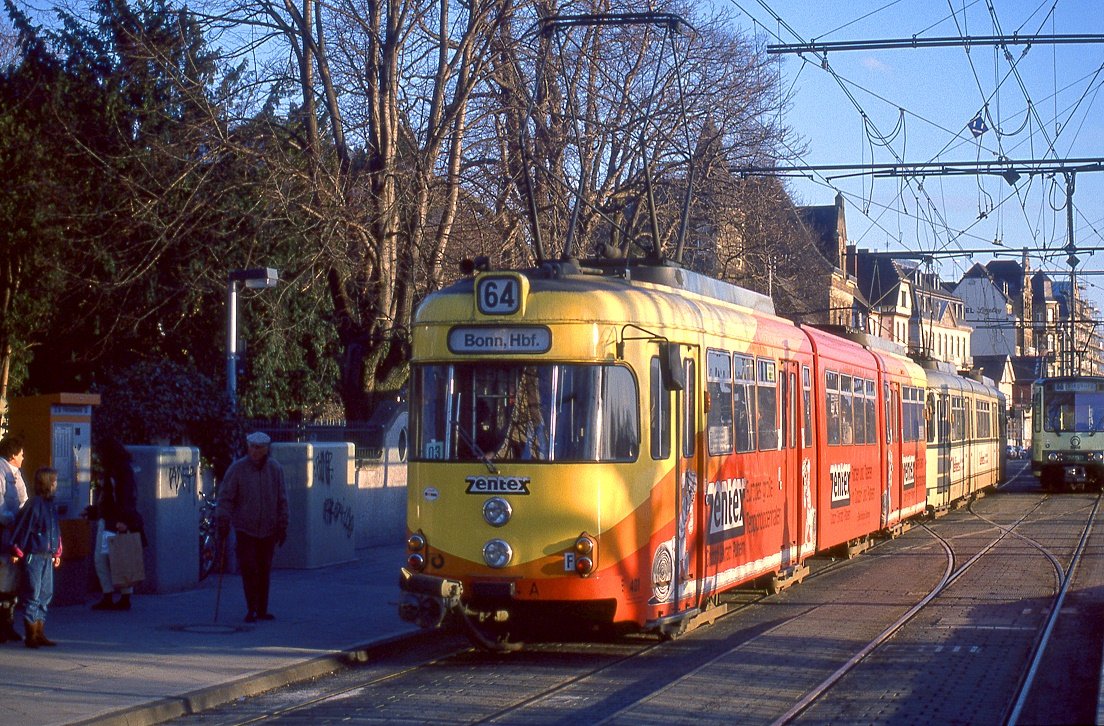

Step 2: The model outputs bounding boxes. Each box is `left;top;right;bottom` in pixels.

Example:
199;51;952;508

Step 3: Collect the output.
213;531;227;624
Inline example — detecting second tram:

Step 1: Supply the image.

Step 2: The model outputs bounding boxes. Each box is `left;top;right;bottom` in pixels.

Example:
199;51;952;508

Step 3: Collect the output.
1031;376;1104;491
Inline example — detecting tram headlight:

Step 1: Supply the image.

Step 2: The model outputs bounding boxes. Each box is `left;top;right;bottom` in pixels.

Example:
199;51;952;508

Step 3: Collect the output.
1091;452;1104;462
1048;452;1062;462
573;534;597;576
483;539;513;568
483;497;512;527
406;532;428;572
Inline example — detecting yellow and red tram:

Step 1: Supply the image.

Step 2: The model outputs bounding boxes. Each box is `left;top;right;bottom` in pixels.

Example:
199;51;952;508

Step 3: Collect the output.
399;260;1004;647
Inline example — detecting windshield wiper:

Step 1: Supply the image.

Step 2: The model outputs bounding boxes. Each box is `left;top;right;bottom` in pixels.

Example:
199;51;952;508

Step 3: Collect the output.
452;420;499;474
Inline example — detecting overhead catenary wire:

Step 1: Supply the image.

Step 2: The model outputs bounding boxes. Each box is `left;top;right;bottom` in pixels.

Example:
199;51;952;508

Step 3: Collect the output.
736;1;1104;284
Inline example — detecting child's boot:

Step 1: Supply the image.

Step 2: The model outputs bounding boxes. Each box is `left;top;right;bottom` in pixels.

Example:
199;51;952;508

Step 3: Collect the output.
34;621;55;647
23;620;38;649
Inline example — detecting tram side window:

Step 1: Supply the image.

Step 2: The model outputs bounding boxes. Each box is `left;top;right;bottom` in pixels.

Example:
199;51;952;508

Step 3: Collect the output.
734;355;756;452
901;387;910;442
601;368;639;460
851;376;865;444
802;366;813;448
707;350;734;455
650;357;671;460
757;358;778;450
865;380;877;444
951;396;965;442
906;387;925;442
976;400;991;439
840;374;854;445
861;379;869;441
926;394;938;443
826;371;841;445
414;364;451;460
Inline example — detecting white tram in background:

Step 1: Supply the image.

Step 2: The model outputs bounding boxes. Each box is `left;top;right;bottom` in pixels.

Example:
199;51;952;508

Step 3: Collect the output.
1031;376;1104;491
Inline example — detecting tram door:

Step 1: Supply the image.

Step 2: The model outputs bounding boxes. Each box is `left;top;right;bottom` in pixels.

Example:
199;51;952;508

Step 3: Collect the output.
674;346;702;607
780;360;803;569
884;382;902;528
928;391;951;507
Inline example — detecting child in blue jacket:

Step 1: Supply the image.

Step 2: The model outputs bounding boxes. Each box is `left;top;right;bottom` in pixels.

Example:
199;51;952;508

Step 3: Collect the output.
10;467;62;648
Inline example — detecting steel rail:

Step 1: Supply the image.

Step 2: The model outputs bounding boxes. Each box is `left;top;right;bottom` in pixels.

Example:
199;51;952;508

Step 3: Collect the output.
1005;494;1102;725
772;495;1048;725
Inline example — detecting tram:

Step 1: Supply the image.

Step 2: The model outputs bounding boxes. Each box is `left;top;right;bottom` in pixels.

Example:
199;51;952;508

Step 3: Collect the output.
1031;376;1104;491
397;259;1005;648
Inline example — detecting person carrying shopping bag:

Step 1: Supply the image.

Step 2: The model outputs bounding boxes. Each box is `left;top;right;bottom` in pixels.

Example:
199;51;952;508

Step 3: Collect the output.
89;438;144;611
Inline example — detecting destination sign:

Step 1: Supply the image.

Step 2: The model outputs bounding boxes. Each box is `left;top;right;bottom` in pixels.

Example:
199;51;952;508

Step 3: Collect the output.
1053;381;1104;392
448;326;551;354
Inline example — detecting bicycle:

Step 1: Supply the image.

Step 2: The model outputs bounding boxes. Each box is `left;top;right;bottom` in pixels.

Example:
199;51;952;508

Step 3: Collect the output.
198;489;219;580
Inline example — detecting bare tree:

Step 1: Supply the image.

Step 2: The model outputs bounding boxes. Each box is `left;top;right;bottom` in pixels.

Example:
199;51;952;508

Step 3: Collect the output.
464;1;796;269
197;0;516;416
189;0;798;417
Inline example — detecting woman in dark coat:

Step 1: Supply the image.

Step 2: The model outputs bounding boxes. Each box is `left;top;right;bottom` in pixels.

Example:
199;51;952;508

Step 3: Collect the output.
91;438;143;611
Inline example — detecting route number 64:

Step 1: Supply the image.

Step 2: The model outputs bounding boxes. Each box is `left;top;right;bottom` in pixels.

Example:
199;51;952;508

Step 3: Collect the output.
477;276;521;315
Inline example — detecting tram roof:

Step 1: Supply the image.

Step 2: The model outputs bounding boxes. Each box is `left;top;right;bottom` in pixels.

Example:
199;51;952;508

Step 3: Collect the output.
426;259;777;316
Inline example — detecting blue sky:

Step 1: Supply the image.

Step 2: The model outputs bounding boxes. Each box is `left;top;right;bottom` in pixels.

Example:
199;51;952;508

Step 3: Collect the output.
723;1;1104;310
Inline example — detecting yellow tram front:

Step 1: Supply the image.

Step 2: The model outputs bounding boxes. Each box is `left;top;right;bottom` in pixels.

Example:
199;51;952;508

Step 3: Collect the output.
399;267;688;646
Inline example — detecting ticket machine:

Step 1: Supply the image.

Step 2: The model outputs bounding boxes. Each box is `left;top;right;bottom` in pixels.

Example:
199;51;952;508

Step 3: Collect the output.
7;393;99;517
7;393;100;604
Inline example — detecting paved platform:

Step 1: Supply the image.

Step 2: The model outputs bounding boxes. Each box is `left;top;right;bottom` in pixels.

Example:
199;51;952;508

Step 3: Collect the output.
0;543;415;726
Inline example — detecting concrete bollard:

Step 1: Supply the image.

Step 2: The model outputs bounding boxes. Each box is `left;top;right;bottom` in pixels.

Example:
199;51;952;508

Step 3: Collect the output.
129;446;201;593
271;442;356;569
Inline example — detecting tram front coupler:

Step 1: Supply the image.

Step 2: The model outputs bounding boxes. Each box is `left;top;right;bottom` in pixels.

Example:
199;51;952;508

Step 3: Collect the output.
398;568;464;629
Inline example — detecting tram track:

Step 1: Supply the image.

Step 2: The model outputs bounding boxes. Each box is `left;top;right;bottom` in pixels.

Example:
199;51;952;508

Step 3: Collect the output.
171;484;1104;725
170;539;881;725
774;489;1101;725
976;494;1101;725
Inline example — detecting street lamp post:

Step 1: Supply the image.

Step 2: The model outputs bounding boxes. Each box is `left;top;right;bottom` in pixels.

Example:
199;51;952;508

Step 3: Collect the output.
227;267;279;410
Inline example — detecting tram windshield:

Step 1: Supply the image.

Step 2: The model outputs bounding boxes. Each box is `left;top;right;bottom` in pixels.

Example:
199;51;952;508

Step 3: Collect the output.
413;363;639;463
1043;382;1104;433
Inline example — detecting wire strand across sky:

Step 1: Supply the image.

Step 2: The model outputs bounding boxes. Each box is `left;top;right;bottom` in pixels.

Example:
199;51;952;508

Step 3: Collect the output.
726;0;1104;310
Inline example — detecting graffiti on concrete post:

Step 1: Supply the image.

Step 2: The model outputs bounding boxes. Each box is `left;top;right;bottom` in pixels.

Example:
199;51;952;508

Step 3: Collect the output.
314;449;334;487
168;464;196;496
323;497;354;538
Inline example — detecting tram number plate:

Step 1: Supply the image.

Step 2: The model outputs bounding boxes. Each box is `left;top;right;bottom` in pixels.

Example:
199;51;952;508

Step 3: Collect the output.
477;276;520;315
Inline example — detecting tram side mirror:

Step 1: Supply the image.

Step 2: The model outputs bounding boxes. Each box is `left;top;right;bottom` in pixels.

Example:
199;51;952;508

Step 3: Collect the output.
659;342;685;391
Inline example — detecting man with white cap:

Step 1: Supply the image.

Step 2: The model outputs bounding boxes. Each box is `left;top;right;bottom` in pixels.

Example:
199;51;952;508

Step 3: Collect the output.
217;431;289;623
